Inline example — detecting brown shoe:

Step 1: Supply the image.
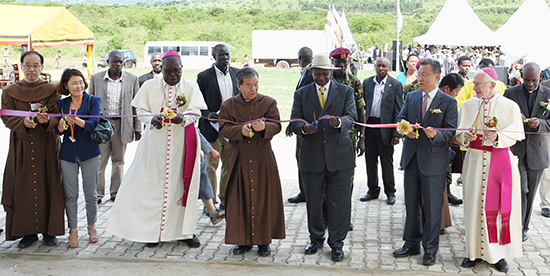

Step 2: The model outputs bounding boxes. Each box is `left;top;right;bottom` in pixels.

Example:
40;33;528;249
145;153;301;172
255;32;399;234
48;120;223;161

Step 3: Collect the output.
68;229;78;248
88;225;98;243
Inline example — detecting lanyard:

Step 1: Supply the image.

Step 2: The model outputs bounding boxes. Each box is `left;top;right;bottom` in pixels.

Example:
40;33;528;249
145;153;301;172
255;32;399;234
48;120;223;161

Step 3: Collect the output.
70;95;83;140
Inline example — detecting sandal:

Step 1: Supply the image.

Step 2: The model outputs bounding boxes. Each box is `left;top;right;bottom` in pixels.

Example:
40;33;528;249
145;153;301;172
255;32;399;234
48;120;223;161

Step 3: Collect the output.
88;225;98;243
68;229;78;248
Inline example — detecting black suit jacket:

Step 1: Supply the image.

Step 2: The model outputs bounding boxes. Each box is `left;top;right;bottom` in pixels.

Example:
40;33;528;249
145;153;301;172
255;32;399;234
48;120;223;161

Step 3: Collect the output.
197;66;240;142
138;71;154;87
505;84;550;170
296;69;314;90
290;81;358;173
363;75;403;146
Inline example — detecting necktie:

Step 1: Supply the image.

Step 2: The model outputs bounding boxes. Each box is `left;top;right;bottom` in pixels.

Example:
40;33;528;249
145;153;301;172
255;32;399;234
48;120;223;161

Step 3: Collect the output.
422;93;429;120
319;86;326;109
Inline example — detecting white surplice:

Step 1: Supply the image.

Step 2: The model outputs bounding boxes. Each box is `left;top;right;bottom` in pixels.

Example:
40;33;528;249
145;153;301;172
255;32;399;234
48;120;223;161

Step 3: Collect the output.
106;77;207;242
456;93;525;264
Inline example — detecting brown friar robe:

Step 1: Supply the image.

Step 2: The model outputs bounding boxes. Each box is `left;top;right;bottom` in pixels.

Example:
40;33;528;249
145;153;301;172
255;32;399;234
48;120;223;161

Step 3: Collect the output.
1;79;64;240
219;93;285;245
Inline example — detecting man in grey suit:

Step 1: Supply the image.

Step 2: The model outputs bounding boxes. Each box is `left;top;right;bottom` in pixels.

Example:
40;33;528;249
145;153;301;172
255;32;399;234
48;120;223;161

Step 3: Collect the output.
361;57;403;205
290;54;357;262
504;62;550;242
89;50;141;204
393;59;457;266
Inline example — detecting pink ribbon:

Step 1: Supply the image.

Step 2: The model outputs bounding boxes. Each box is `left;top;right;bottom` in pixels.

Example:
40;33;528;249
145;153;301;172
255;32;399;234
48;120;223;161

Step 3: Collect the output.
468;135;513;245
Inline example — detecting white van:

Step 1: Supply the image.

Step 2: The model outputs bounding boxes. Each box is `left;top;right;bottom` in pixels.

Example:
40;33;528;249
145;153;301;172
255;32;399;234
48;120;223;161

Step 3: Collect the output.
144;41;226;69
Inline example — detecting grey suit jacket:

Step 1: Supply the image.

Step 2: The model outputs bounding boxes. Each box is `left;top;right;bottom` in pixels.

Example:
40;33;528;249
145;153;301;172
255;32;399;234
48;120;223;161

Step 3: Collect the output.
363;75;403;146
397;90;457;176
89;70;141;144
505;84;550;170
290;81;358;173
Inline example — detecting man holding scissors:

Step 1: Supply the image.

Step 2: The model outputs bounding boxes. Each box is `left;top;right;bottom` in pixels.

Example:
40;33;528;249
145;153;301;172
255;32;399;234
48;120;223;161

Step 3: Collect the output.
290;53;357;262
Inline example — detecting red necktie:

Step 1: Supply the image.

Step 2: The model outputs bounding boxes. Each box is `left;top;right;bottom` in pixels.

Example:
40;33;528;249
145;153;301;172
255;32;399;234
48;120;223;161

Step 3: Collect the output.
422;93;429;120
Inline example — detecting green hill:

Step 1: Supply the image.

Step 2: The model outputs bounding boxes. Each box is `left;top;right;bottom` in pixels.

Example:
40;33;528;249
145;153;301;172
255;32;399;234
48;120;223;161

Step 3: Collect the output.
1;0;538;64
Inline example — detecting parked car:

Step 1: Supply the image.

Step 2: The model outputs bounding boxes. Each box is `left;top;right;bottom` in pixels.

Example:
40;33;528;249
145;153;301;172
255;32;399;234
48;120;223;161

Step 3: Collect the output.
97;50;137;68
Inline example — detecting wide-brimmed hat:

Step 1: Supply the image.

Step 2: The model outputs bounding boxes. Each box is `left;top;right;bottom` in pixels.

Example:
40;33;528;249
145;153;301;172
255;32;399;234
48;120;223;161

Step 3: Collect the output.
307;54;338;70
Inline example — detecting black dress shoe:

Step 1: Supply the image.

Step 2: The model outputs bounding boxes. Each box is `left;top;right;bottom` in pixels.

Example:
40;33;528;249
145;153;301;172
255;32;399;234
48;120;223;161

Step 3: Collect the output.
18;234;38;248
304;241;324;254
522;230;528;242
423;253;436;266
349;223;354;231
542;208;550;218
439;228;447;235
0;228;3;234
97;198;102;205
393;246;421;258
181;234;200;248
461;257;482;268
387;195;396;205
448;193;463;206
146;242;159;247
232;245;253;255
258;244;271;257
331;247;345;261
288;195;306;203
494;259;508;272
109;196;116;202
43;234;58;246
360;193;378;202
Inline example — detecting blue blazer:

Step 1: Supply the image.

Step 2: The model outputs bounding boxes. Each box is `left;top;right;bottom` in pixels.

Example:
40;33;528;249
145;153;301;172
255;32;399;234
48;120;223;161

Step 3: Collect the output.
56;92;101;163
397;89;457;176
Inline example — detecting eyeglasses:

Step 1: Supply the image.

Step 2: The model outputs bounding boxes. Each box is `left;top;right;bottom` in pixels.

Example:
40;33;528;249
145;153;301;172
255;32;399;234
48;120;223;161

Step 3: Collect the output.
472;82;489;88
22;64;42;70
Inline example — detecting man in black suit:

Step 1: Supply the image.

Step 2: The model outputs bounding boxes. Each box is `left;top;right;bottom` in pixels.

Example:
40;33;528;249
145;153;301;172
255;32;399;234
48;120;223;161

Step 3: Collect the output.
287;46;314;204
504;62;550;242
393;59;457;266
138;52;163;87
361;57;403;205
290;54;357;262
197;44;240;209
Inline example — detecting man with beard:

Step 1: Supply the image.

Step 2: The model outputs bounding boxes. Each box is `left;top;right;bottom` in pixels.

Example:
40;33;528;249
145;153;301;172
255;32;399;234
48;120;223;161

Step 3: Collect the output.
361;57;403;205
139;52;163;87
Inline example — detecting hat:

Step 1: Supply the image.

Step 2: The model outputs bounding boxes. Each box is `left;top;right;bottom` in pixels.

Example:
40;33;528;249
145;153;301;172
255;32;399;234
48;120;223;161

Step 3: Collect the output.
330;47;351;60
481;67;498;80
163;50;180;59
307;54;338;70
416;57;428;70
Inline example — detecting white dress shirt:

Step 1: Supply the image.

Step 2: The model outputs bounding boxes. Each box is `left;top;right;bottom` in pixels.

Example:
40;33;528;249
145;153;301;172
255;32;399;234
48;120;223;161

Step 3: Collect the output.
370;75;387;118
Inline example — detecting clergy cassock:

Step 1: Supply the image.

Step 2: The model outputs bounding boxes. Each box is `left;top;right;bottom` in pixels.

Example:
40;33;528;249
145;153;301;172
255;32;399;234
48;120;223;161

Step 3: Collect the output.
1;80;64;240
106;77;206;242
219;94;286;245
457;93;524;264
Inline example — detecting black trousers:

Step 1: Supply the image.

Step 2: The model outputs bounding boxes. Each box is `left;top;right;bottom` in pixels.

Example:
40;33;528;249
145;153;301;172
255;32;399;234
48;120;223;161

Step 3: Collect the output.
519;157;544;231
302;167;352;249
364;117;396;197
403;154;445;255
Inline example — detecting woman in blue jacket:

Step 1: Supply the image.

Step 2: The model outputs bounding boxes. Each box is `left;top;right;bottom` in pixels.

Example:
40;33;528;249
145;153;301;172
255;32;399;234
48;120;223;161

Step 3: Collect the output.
55;69;101;248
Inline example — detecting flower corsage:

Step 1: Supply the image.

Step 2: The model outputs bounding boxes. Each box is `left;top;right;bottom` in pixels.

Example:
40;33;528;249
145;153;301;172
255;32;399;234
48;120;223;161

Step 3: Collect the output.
430;108;442;114
485;116;498;129
175;93;187;107
37;101;49;113
541;99;550;115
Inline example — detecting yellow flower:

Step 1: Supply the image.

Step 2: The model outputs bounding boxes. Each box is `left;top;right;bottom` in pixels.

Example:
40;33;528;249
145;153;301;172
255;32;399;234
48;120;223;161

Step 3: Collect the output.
396;119;413;136
161;107;177;120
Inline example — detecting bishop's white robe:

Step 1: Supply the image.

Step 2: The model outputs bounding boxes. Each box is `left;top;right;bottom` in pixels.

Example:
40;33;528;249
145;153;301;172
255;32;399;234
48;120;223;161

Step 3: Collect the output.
457;93;524;264
106;77;207;242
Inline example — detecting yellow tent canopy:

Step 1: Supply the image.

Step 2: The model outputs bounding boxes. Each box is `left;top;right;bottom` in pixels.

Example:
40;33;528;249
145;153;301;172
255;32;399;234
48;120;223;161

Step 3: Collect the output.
0;5;94;48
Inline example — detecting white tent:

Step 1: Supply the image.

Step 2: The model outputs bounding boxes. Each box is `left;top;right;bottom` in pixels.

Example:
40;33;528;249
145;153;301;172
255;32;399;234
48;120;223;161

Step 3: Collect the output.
495;0;550;68
413;0;497;46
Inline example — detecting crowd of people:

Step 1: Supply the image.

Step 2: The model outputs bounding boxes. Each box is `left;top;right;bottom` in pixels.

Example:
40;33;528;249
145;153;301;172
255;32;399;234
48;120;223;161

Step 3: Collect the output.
2;44;549;273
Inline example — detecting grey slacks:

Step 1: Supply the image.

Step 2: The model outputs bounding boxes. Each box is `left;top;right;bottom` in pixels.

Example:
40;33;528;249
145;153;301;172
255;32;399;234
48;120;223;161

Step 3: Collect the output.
97;119;126;199
61;155;100;229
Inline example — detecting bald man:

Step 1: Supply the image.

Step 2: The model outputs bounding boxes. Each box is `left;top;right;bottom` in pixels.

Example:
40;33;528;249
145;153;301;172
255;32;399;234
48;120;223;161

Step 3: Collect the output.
504;62;550;242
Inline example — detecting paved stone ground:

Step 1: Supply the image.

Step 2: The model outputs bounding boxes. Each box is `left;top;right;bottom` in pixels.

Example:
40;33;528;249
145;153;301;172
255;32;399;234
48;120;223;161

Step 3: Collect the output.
1;127;550;275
